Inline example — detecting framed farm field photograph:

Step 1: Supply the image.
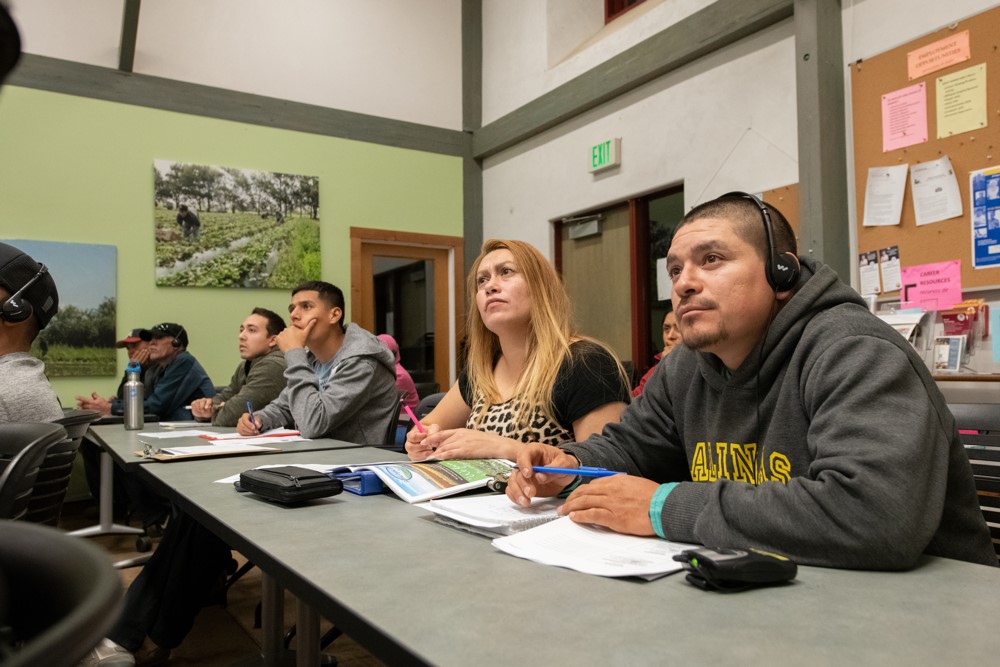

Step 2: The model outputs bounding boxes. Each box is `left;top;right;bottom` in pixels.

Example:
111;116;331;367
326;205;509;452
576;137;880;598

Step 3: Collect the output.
2;239;117;377
153;160;321;288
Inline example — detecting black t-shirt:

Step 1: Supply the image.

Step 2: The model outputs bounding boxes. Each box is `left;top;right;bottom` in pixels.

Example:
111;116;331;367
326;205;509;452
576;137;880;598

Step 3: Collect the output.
458;341;630;445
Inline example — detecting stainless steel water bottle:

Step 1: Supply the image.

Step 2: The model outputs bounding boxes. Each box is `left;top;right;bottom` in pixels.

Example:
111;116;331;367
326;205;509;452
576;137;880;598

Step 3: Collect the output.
124;360;144;430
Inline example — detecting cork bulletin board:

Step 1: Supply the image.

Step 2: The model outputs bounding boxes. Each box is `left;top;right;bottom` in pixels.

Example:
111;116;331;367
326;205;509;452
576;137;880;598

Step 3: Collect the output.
762;183;800;240
850;4;1000;293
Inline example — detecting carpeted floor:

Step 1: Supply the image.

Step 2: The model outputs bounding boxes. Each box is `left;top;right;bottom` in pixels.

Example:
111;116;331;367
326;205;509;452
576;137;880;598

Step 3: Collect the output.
60;500;386;667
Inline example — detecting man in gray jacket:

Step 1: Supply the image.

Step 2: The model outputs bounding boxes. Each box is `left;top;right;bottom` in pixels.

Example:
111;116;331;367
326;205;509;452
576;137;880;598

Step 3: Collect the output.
237;280;398;443
508;192;995;570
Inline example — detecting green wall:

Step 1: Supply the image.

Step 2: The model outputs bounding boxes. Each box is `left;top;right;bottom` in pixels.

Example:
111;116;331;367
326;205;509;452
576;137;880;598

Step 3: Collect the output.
0;86;463;408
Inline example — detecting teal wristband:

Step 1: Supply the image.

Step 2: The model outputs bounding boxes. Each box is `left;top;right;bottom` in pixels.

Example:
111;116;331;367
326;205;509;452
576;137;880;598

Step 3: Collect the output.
558;475;584;498
649;483;678;539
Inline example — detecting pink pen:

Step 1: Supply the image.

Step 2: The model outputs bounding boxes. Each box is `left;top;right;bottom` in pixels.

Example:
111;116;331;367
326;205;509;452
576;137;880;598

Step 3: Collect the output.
403;404;426;433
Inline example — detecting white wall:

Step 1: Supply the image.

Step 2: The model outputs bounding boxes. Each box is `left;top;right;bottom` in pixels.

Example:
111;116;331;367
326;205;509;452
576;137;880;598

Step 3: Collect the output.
482;0;714;124
481;0;999;258
10;0;464;130
483;18;799;255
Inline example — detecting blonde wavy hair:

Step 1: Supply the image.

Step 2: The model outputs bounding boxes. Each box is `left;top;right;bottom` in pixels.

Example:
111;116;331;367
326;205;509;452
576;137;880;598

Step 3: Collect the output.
465;239;626;430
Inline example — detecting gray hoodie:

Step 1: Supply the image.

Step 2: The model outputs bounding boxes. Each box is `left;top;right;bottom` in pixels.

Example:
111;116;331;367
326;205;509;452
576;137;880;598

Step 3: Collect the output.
566;258;995;569
256;323;398;444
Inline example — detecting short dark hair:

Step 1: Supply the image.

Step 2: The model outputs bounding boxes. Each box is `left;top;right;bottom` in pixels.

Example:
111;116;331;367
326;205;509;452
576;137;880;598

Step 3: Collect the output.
291;281;346;332
680;195;797;260
178;204;189;212
251;307;286;337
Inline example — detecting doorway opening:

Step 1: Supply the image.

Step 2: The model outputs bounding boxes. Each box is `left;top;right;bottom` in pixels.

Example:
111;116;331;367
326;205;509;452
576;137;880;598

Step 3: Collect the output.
350;228;464;395
554;185;684;387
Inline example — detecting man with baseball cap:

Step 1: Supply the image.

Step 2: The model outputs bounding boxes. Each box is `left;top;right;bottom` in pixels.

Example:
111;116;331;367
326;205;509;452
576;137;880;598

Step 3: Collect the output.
0;241;63;422
79;322;214;421
77;328;153;413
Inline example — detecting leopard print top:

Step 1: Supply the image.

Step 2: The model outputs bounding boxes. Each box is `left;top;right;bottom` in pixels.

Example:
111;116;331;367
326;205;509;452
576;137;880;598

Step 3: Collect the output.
465;393;573;446
459;341;630;447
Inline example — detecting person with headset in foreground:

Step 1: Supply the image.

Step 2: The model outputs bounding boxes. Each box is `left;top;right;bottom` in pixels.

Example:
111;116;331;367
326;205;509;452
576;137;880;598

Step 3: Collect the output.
507;192;996;569
0;241;63;423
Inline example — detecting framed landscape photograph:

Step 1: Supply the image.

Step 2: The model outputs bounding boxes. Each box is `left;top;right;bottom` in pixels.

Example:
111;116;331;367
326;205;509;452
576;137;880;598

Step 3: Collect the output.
153;160;321;288
3;239;117;377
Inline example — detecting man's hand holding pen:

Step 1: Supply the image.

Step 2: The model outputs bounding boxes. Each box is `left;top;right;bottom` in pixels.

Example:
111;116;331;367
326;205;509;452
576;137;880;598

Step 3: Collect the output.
506;443;581;504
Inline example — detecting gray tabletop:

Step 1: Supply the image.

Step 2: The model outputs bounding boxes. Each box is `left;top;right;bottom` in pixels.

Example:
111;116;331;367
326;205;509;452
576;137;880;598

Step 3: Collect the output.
88;424;370;470
139;449;1000;667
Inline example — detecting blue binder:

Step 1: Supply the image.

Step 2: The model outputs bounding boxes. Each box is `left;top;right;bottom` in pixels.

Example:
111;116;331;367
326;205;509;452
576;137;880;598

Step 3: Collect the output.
331;469;386;496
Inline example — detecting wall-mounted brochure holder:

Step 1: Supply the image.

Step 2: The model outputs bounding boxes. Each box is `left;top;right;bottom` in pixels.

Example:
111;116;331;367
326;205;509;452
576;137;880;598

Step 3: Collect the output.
877;311;932;353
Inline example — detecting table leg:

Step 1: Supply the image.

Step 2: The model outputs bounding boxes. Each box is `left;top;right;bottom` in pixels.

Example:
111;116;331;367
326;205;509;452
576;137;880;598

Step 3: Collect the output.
68;451;145;538
261;572;285;665
295;598;320;667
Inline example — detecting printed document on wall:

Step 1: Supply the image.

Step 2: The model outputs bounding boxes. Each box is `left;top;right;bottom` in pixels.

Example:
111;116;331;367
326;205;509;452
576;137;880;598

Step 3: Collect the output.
863;164;908;226
970;166;1000;269
880;245;901;292
910;156;962;226
858;251;881;295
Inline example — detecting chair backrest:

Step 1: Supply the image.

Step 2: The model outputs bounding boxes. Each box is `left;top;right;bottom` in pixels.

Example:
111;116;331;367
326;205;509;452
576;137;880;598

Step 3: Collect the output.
0;521;122;667
952;405;1000;563
24;409;102;526
0;423;67;521
948;403;1000;433
415;391;446;420
380;395;405;448
413;381;440;401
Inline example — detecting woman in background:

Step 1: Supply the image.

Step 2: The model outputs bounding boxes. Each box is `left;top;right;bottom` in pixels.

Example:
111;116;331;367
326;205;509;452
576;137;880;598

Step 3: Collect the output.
632;309;682;397
406;239;630;461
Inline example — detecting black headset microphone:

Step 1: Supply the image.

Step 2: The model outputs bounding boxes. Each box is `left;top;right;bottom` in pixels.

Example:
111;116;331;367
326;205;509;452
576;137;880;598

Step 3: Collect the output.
171;325;187;348
717;192;800;485
0;264;48;323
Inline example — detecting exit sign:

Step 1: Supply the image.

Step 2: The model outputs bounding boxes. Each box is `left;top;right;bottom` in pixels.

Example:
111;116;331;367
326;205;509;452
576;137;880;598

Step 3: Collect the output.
589;137;621;173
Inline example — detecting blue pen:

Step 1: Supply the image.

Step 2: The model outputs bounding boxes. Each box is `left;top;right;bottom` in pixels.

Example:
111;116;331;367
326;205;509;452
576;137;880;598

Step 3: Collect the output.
246;401;256;427
524;466;625;478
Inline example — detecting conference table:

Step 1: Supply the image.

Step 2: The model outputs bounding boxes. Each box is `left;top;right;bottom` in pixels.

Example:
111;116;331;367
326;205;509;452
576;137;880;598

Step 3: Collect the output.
71;423;368;567
138;448;1000;667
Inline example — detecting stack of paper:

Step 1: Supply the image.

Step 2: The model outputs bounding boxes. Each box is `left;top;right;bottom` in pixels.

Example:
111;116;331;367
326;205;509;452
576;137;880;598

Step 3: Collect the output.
492;517;695;580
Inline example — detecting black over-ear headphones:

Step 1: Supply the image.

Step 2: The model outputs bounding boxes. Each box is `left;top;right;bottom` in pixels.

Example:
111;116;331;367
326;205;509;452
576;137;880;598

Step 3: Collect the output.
0;264;47;324
719;192;800;292
172;325;187;348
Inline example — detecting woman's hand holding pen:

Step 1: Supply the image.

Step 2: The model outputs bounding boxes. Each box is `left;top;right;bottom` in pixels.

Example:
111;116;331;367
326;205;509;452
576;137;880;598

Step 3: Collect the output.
422;428;517;461
236;411;262;435
507;443;581;505
405;423;441;460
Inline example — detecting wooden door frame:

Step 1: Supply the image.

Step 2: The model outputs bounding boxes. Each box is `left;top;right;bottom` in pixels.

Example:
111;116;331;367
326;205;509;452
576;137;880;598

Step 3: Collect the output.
350;227;464;390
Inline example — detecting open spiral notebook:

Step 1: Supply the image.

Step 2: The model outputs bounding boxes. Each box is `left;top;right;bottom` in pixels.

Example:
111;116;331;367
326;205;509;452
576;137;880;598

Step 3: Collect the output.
424;494;563;538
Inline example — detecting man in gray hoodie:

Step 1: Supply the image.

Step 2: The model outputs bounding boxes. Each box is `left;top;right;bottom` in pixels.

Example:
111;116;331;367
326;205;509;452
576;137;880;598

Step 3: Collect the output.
237;280;398;443
508;192;995;570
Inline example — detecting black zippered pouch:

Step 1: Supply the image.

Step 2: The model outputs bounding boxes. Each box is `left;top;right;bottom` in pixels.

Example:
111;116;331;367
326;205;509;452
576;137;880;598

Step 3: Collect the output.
237;465;343;504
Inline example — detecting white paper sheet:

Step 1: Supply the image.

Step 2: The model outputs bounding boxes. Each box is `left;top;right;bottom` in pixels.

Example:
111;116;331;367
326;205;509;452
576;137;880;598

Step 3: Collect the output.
492;516;694;579
863;164;908;227
137;429;216;439
911;156;963;225
160;443;279;456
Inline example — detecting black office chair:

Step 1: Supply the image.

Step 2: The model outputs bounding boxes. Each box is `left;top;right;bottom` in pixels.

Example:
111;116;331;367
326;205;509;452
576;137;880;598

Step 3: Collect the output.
413;381;440;401
414;391;446;420
376;395;405;450
0;520;123;667
24;409;102;526
948;403;1000;433
950;403;1000;563
0;423;68;521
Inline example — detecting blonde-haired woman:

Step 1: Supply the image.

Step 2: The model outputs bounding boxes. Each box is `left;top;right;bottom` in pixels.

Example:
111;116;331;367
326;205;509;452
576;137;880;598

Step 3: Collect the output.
406;239;630;461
